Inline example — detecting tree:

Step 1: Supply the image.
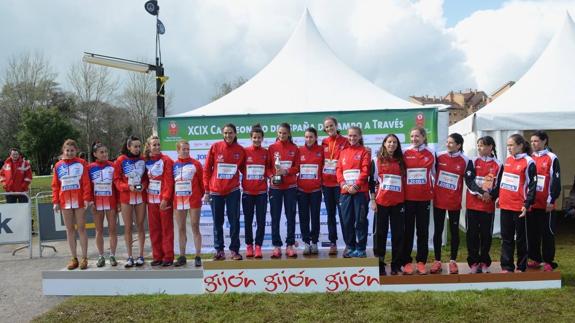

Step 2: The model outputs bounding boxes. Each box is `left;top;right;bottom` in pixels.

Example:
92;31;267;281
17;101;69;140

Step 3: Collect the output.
118;72;156;140
211;76;246;102
17;108;79;175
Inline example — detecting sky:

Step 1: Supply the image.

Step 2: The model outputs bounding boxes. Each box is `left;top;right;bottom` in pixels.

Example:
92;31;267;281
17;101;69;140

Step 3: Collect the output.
1;0;574;115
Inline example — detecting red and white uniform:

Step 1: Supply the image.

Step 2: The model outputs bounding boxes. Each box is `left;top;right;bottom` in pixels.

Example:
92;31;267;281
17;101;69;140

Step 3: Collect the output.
145;154;174;204
52;158;91;209
298;144;324;193
336;144;370;194
403;145;435;201
241;145;268;195
373;157;405;207
173;157;204;210
321;134;349;187
0;156;32;192
88;161;117;211
532;149;561;209
466;156;502;213
499;153;537;212
114;155;147;205
433;151;469;211
203;141;245;195
268;140;299;190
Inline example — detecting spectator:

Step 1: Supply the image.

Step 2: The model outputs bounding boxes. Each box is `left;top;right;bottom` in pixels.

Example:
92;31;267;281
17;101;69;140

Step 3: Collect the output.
0;148;33;203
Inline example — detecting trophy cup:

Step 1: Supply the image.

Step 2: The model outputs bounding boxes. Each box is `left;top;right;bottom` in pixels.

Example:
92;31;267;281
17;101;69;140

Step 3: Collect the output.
272;154;283;185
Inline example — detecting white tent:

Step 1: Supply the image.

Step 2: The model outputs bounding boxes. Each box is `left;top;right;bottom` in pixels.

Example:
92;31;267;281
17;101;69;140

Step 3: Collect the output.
175;9;423;117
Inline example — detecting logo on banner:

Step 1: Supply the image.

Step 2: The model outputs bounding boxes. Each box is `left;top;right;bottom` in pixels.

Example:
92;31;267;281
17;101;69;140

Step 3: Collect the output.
416;112;425;127
168;121;178;135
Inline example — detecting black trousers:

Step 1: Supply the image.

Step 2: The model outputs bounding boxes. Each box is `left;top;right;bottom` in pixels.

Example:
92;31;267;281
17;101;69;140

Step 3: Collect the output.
500;209;528;272
6;194;29;203
402;200;430;264
433;207;460;261
527;208;557;266
465;209;494;266
373;203;404;271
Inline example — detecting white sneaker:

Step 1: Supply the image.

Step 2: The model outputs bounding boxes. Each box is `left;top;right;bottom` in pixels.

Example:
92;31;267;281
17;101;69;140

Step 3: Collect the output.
310;243;319;254
303;243;311;255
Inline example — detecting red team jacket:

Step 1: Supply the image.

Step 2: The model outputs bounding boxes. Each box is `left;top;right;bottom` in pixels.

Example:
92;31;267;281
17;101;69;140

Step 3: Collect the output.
114;154;147;205
498;153;537;212
241;145;269;195
88;160;117;211
321;134;350;187
173;157;204;210
466;156;502;213
1;156;32;192
145;154;174;204
52;157;92;209
203;141;245;195
403;145;436;201
268;140;300;190
531;149;561;210
297;144;324;193
372;157;405;207
433;151;475;211
336;144;371;194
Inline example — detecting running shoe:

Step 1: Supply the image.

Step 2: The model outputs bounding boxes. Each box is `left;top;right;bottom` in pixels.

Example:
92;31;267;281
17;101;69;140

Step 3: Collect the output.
480;263;490;273
430;260;442;274
527;260;541;269
67;257;79;270
96;256;106;268
343;248;354;258
151;259;163;266
303;243;311;255
79;257;88;270
271;247;282;259
328;243;338;255
543;263;553;272
449;260;459;274
213;250;226;261
416;262;427;275
124;257;134;268
353;250;367;258
390;269;399;276
469;263;480;274
254;245;263;259
310;243;319;255
174;255;187;267
135;256;145;267
500;269;511;274
403;263;414;275
194;256;202;267
246;244;254;258
162;260;173;267
286;245;297;258
109;256;118;267
231;251;243;261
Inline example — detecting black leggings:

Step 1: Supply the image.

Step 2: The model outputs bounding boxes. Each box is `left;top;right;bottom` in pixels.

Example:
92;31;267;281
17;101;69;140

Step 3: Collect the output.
500;209;528;272
402;200;430;264
465;209;494;266
373;204;404;271
433;207;460;261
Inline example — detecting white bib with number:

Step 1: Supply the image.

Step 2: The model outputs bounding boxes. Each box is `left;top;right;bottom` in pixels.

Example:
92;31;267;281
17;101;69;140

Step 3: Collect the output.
175;180;192;196
407;168;427;185
61;176;80;191
475;176;485;188
381;174;402;192
501;172;520;192
217;163;238;179
343;169;360;185
279;161;292;170
536;175;546;192
323;159;337;175
437;170;459;191
148;179;161;195
94;183;112;196
246;165;265;180
300;164;319;180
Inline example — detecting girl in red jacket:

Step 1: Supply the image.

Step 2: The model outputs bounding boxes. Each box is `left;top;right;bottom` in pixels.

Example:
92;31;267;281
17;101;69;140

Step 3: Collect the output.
321;116;350;255
337;126;371;258
241;124;268;259
174;140;205;267
297;127;324;255
498;134;537;273
402;127;436;275
52;139;92;270
268;123;300;258
370;134;405;275
1;148;32;202
465;136;502;274
431;133;480;274
203;124;245;261
88;141;119;267
145;135;175;266
528;131;561;272
114;136;147;268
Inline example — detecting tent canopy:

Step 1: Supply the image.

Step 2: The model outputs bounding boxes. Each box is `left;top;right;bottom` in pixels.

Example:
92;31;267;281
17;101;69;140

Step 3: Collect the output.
175;9;420;117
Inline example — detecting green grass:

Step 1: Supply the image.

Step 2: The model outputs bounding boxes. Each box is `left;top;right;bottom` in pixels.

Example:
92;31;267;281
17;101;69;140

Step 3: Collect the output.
34;217;575;322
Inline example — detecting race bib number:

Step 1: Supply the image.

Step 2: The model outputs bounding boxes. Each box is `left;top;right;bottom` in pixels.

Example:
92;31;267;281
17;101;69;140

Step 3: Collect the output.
175;181;192;196
381;174;402;192
437;170;460;191
94;183;112;196
407;168;427;185
323;159;337;175
217;163;238;179
128;176;141;186
61;176;80;191
280;161;292;170
246;165;265;180
536;175;546;192
343;169;360;185
148;179;161;195
501;172;520;192
300;164;319;180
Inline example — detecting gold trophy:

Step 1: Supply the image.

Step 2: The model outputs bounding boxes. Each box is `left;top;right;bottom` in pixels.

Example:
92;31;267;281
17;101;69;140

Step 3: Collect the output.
272;154;283;185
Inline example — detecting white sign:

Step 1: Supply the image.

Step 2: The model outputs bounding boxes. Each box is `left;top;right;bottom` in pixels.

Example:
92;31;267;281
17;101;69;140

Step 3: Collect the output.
0;203;30;244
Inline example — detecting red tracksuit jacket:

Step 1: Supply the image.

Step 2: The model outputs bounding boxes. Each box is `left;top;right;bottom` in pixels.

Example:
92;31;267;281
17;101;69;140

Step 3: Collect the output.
297;144;324;193
336;144;370;194
52;158;92;209
372;157;405;207
241;145;269;195
433;151;475;211
498;153;537;212
403;145;436;201
114;154;148;205
173;157;204;210
268;140;299;190
1;157;32;192
203;140;245;195
88;160;118;211
145;154;174;204
466;156;503;213
321;134;350;187
532;149;561;210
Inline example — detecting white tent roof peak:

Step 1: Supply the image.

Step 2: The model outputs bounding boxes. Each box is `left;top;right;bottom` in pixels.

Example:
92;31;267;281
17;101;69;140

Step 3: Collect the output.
176;9;417;117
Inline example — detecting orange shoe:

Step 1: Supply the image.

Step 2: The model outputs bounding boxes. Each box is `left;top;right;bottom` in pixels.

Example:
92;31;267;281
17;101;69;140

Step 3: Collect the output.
449;261;459;274
416;262;427;275
286;245;297;258
430;261;442;274
403;263;414;275
271;247;282;259
254;245;263;259
79;257;88;270
67;257;79;270
246;244;254;258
